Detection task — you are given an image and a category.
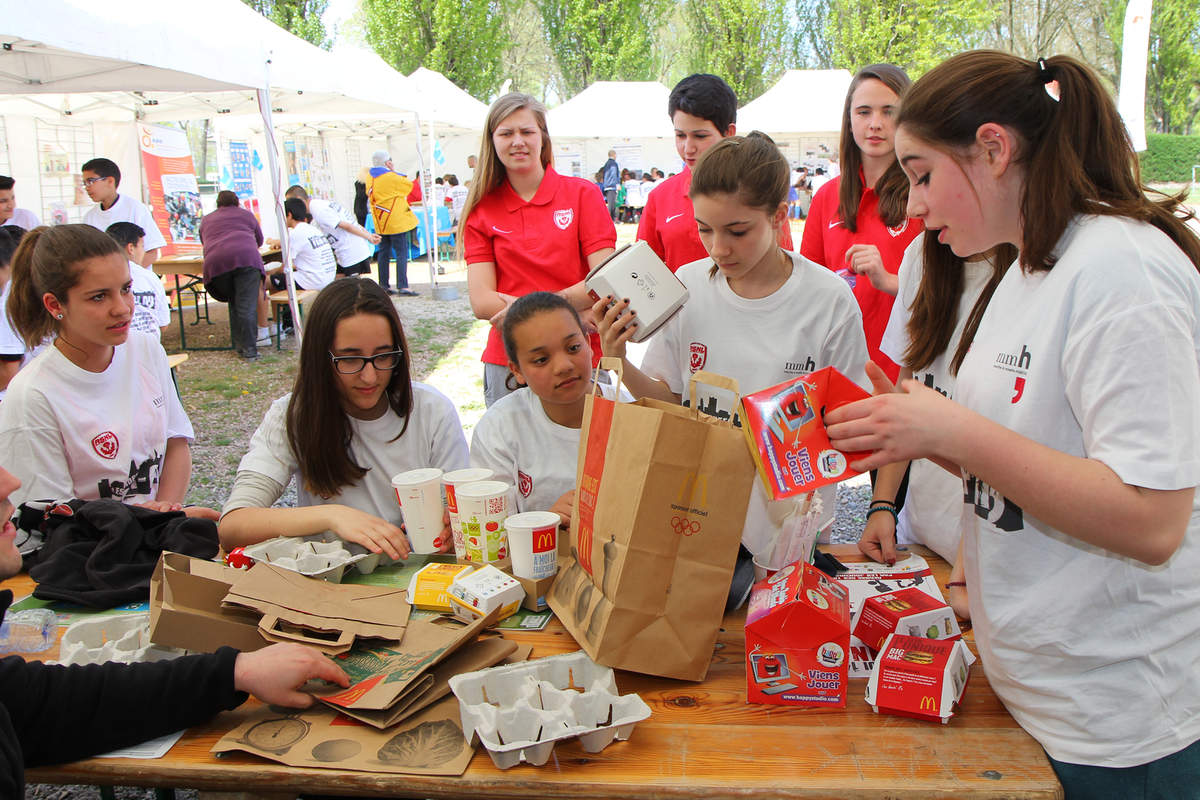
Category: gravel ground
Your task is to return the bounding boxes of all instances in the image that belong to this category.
[27,219,879,799]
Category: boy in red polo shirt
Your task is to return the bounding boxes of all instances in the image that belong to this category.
[638,74,793,272]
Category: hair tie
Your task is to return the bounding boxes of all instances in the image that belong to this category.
[1036,57,1054,84]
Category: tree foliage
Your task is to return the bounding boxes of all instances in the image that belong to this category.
[535,0,672,98]
[818,0,991,74]
[1144,0,1200,133]
[360,0,511,98]
[682,0,790,103]
[243,0,332,49]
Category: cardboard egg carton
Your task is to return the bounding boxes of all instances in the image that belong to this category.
[55,613,184,666]
[448,650,651,769]
[241,533,384,582]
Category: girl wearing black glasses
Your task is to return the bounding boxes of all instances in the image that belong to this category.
[219,279,468,557]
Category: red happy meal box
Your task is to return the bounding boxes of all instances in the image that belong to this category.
[745,560,850,707]
[864,633,975,723]
[851,586,962,653]
[739,367,873,499]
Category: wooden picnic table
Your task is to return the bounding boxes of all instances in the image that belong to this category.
[152,246,281,351]
[6,544,1062,799]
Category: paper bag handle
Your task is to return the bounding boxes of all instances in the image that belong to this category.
[689,371,741,424]
[594,356,626,400]
[258,614,354,649]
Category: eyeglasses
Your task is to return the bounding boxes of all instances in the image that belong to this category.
[80,177,108,188]
[329,349,403,374]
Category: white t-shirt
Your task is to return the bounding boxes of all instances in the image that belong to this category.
[83,194,168,251]
[641,251,871,557]
[0,332,193,506]
[470,382,625,515]
[128,260,170,338]
[287,221,337,291]
[308,198,372,268]
[448,185,468,220]
[955,214,1200,767]
[230,383,469,526]
[878,237,995,562]
[622,179,644,209]
[5,208,40,230]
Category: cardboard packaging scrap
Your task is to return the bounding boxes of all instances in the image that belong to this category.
[745,560,850,707]
[407,563,477,613]
[240,533,372,582]
[508,570,556,612]
[448,565,524,623]
[221,563,410,655]
[448,650,651,769]
[739,367,873,499]
[865,633,975,723]
[314,609,498,715]
[149,552,268,654]
[851,586,962,652]
[584,241,689,342]
[213,694,474,776]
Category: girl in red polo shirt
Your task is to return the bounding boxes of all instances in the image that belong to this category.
[460,93,617,408]
[801,64,922,383]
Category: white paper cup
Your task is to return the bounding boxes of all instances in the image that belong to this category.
[455,480,511,563]
[442,467,495,560]
[391,468,445,554]
[505,511,560,579]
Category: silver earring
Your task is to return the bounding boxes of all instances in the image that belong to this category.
[55,314,63,319]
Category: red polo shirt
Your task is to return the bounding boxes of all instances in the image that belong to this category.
[800,174,922,382]
[637,167,795,272]
[464,166,616,365]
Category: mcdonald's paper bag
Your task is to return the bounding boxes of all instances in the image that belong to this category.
[548,360,755,681]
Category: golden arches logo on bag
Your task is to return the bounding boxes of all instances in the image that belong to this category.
[919,695,938,712]
[677,472,709,507]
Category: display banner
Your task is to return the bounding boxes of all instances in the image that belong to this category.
[137,123,202,255]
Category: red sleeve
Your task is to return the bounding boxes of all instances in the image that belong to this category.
[779,219,794,250]
[801,182,833,265]
[463,207,495,264]
[636,187,665,262]
[577,181,618,256]
[407,180,422,204]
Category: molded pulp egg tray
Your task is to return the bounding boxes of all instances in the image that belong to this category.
[241,532,393,581]
[56,614,183,666]
[448,650,651,769]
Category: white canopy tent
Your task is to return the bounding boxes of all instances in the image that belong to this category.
[1,0,419,334]
[547,81,681,178]
[738,70,852,168]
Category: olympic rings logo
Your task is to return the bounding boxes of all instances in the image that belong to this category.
[671,516,701,536]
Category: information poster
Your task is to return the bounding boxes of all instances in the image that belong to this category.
[138,123,202,255]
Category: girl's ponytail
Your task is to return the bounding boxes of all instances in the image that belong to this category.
[8,227,54,350]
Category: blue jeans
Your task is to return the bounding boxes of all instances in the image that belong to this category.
[1048,737,1200,800]
[376,230,409,289]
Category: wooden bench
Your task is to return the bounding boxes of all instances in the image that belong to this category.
[166,352,189,376]
[268,289,318,349]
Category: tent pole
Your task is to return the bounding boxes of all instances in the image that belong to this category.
[257,75,301,345]
[412,111,439,298]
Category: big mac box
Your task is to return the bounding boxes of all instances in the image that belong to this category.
[851,586,962,653]
[448,564,525,624]
[865,633,975,723]
[585,241,689,342]
[745,560,850,707]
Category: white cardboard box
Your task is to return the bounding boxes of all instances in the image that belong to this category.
[585,241,689,342]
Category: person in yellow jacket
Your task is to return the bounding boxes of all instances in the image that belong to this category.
[366,150,419,296]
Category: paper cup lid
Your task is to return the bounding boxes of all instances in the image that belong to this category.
[443,467,495,485]
[505,511,560,529]
[455,480,510,498]
[391,467,444,487]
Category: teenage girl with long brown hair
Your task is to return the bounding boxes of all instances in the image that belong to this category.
[827,51,1200,794]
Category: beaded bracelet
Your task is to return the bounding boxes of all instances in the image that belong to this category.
[866,505,898,521]
[945,581,966,588]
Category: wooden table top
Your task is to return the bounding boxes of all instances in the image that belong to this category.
[153,246,281,276]
[9,545,1062,799]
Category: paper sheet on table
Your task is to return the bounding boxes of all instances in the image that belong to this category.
[836,554,945,678]
[97,729,185,759]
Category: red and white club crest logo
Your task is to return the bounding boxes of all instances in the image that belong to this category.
[553,208,574,230]
[91,431,119,460]
[689,342,707,373]
[517,470,533,498]
[887,219,909,237]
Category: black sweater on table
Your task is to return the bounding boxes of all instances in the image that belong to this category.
[0,590,248,795]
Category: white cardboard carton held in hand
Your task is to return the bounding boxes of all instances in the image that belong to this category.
[585,241,689,342]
